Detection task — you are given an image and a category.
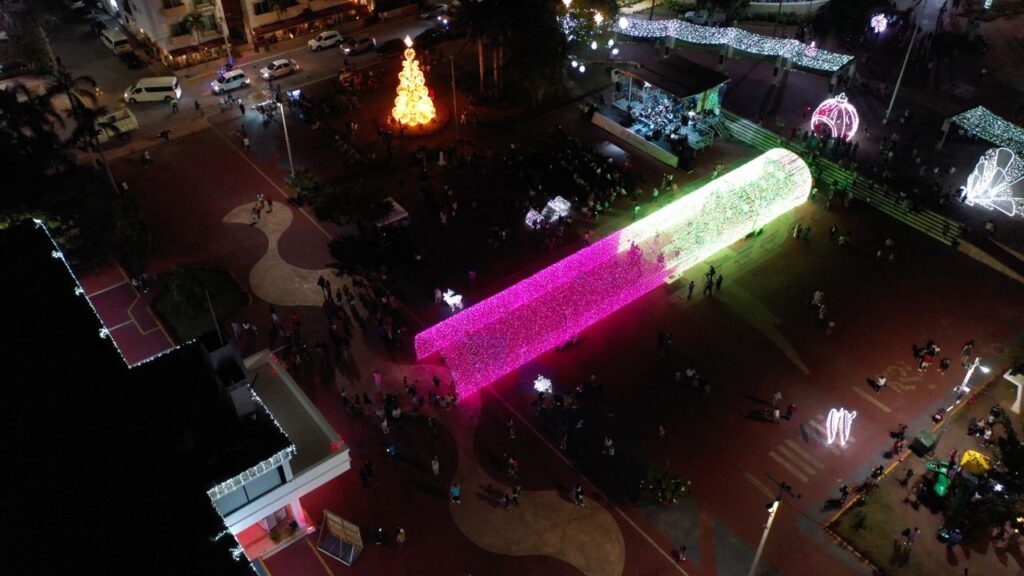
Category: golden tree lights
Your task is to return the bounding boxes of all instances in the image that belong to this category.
[392,36,436,127]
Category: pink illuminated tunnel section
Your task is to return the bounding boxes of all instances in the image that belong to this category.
[416,148,812,396]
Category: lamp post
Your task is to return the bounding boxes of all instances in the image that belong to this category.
[450,55,458,137]
[883,19,918,123]
[772,0,784,37]
[276,101,295,177]
[749,500,780,576]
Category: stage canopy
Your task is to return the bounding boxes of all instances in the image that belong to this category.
[622,55,729,101]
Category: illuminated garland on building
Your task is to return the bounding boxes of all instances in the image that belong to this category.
[950,106,1024,156]
[416,149,811,396]
[33,218,183,368]
[614,17,854,72]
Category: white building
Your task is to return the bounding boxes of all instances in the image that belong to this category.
[207,349,352,559]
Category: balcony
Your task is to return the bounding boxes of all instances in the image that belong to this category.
[193,0,216,10]
[162,0,188,19]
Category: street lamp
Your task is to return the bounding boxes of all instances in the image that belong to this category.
[955,357,989,400]
[883,19,919,123]
[276,101,295,177]
[749,500,780,576]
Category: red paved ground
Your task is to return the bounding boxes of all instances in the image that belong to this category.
[75,260,175,366]
[96,76,1024,576]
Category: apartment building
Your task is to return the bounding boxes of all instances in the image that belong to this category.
[103,0,372,69]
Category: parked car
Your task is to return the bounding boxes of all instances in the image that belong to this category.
[118,51,144,69]
[259,58,299,80]
[377,37,406,58]
[420,3,447,19]
[0,60,31,81]
[414,27,446,50]
[341,35,375,55]
[683,9,726,26]
[210,69,249,94]
[308,30,342,51]
[94,107,138,144]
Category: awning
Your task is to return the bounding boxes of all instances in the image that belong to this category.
[623,54,729,100]
[167,36,228,58]
[252,3,368,37]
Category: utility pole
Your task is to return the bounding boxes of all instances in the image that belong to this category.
[884,20,919,123]
[450,55,458,138]
[749,500,780,576]
[772,0,784,37]
[276,102,295,177]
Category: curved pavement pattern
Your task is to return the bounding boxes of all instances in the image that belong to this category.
[447,392,627,576]
[223,203,334,307]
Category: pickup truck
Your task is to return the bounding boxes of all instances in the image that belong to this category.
[683,10,726,26]
[95,107,138,144]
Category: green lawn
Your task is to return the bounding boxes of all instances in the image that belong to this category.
[153,267,248,343]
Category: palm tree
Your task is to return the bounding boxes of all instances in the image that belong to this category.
[180,11,207,43]
[44,67,120,199]
[0,83,71,197]
[268,0,295,22]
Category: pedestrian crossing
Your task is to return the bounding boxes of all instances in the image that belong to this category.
[721,110,963,245]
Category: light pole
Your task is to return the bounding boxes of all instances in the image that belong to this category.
[883,20,919,123]
[450,55,458,137]
[748,499,780,576]
[276,101,295,177]
[955,357,989,400]
[772,0,784,37]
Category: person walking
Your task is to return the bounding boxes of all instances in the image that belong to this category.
[142,149,152,166]
[715,274,723,293]
[238,102,246,116]
[875,375,887,394]
[449,482,462,503]
[194,99,202,115]
[961,340,974,367]
[785,403,797,420]
[431,455,440,477]
[395,527,406,547]
[170,97,179,112]
[510,484,521,506]
[572,483,585,507]
[687,280,695,300]
[242,135,250,150]
[772,390,782,408]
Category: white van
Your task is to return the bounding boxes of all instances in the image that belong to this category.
[123,76,182,103]
[100,28,132,54]
[95,107,139,144]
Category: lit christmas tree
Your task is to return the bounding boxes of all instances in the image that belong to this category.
[392,36,436,127]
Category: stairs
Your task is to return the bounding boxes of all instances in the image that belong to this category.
[721,110,963,244]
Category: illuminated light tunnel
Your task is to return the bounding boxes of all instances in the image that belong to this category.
[416,148,812,396]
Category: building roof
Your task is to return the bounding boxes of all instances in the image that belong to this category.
[2,223,288,575]
[626,54,729,99]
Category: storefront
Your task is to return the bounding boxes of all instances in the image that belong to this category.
[251,3,370,51]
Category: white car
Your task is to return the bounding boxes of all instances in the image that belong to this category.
[210,69,249,94]
[308,30,342,51]
[260,58,299,80]
[420,3,447,19]
[341,36,375,55]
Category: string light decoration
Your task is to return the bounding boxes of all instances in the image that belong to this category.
[965,147,1024,217]
[392,36,436,127]
[950,106,1024,155]
[870,14,888,34]
[416,149,811,396]
[811,93,860,141]
[533,375,553,394]
[826,408,857,446]
[33,218,182,367]
[614,17,854,72]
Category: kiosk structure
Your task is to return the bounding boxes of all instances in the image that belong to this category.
[592,55,729,167]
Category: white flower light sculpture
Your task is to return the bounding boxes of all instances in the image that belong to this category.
[811,93,859,141]
[870,14,888,34]
[965,147,1024,217]
[826,408,857,446]
[533,375,553,394]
